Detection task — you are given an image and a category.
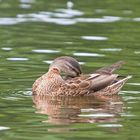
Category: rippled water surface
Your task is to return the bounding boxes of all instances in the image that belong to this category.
[0,0,140,140]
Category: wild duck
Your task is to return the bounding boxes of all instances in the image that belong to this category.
[32,56,131,96]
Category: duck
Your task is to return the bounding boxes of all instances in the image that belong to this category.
[32,56,131,96]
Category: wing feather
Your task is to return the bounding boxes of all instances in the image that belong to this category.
[96,61,125,74]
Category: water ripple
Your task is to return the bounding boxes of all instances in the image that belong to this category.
[123,96,140,101]
[81,36,108,41]
[100,48,122,52]
[20,0,35,3]
[0,12,122,26]
[73,52,105,57]
[55,8,84,17]
[43,60,53,64]
[0,126,10,131]
[81,108,103,112]
[0,17,28,25]
[76,16,121,23]
[1,47,12,51]
[3,13,140,25]
[123,10,133,14]
[127,83,140,86]
[120,113,136,117]
[121,90,140,94]
[134,51,140,54]
[133,18,140,22]
[7,58,29,61]
[79,113,115,118]
[20,4,31,9]
[95,9,105,14]
[98,124,123,128]
[2,96,23,101]
[2,9,140,26]
[32,49,60,53]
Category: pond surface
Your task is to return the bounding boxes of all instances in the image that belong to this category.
[0,0,140,140]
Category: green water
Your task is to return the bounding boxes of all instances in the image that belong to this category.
[0,0,140,139]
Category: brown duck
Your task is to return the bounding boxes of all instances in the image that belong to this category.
[32,56,131,96]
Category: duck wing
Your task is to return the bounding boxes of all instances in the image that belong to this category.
[62,73,118,96]
[60,61,126,96]
[96,61,124,74]
[87,73,118,92]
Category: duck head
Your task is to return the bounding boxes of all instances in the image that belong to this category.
[49,56,81,77]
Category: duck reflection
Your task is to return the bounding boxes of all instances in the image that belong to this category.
[32,95,123,125]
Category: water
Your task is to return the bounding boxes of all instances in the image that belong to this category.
[0,0,140,139]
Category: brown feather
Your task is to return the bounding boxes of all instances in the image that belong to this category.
[96,61,125,74]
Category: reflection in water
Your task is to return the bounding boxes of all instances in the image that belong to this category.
[100,48,122,52]
[0,15,122,26]
[33,95,123,125]
[81,36,108,41]
[0,126,10,131]
[1,47,12,51]
[32,49,60,53]
[7,57,29,61]
[2,0,139,26]
[19,0,35,3]
[73,52,105,57]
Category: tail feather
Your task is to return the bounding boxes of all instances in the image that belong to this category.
[109,75,132,88]
[96,61,125,74]
[94,75,132,96]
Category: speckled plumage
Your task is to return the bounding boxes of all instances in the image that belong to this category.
[32,56,131,96]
